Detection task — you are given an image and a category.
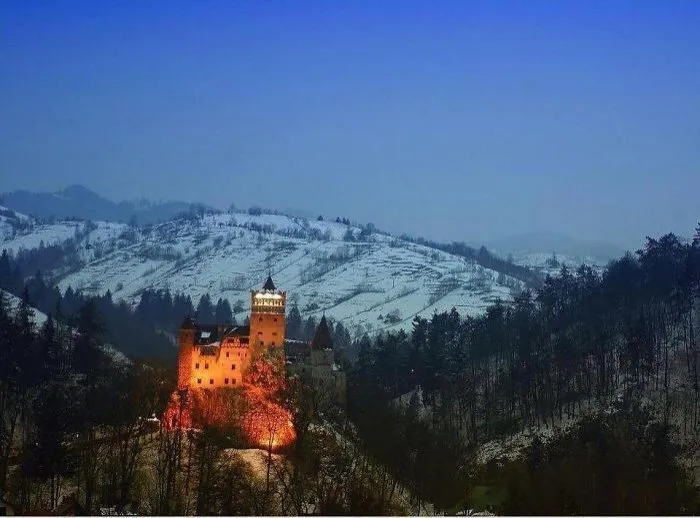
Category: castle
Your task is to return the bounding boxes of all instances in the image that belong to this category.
[177,275,286,390]
[175,275,346,420]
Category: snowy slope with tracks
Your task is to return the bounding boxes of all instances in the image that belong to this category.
[0,211,549,336]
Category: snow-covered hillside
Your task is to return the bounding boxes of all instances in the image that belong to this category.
[2,287,49,327]
[0,211,533,336]
[0,204,31,241]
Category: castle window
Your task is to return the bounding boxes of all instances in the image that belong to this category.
[259,317,263,322]
[209,379,214,385]
[231,364,236,370]
[205,363,209,369]
[274,318,277,322]
[226,352,229,358]
[225,378,229,384]
[197,379,202,384]
[195,363,199,369]
[232,379,237,385]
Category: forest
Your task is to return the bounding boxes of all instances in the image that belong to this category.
[0,226,699,514]
[0,289,419,515]
[348,228,700,513]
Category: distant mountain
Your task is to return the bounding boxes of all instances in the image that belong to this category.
[484,231,627,263]
[281,207,318,220]
[0,184,215,225]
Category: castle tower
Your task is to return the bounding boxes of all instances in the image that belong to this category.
[310,314,335,366]
[249,275,286,356]
[178,316,196,390]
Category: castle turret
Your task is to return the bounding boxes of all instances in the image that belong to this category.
[249,275,286,356]
[178,316,196,390]
[310,314,334,366]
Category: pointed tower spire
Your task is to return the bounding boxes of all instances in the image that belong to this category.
[263,274,276,291]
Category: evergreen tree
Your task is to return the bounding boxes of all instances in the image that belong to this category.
[0,250,12,289]
[303,316,318,342]
[286,305,302,339]
[196,294,215,325]
[214,298,233,324]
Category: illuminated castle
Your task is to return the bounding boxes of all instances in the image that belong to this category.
[168,275,344,438]
[177,275,286,390]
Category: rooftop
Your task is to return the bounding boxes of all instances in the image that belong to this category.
[263,275,276,291]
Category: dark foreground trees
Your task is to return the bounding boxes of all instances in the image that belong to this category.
[348,231,700,513]
[473,403,699,515]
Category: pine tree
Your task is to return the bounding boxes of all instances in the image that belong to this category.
[0,250,12,289]
[286,305,302,339]
[214,298,233,324]
[196,294,215,325]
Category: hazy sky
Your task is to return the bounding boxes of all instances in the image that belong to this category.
[1,1,698,248]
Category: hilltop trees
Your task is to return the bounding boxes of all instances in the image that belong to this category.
[348,231,700,513]
[0,288,178,514]
[472,405,698,515]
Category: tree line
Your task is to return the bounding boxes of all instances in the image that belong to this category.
[0,288,410,515]
[347,227,700,513]
[0,291,175,513]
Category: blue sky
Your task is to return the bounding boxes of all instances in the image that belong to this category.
[1,0,698,248]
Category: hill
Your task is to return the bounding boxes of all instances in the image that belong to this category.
[0,184,214,225]
[0,210,534,337]
[0,200,619,342]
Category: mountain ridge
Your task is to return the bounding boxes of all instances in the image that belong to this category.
[483,231,627,261]
[1,184,215,225]
[0,208,617,344]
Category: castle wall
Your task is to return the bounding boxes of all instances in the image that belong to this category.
[177,282,287,392]
[177,328,195,390]
[189,339,251,389]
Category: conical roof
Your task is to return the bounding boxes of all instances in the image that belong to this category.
[263,275,276,291]
[181,315,196,329]
[311,315,333,350]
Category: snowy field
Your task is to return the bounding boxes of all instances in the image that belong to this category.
[0,210,604,337]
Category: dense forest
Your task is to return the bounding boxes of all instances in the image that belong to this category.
[347,227,700,513]
[1,226,699,514]
[0,290,414,515]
